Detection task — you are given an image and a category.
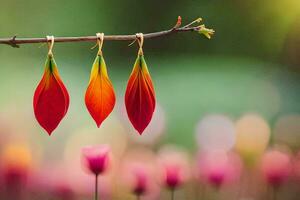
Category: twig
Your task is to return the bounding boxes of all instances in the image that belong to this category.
[182,17,202,29]
[0,16,212,48]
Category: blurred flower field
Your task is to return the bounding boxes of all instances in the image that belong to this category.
[0,102,300,199]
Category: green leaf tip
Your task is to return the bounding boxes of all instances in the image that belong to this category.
[198,25,215,39]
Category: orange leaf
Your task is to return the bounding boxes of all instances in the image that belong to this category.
[85,55,116,127]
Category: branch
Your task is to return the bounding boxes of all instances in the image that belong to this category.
[0,16,214,48]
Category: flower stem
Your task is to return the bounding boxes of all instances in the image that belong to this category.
[95,174,99,200]
[171,189,175,200]
[213,187,220,200]
[271,186,277,200]
[136,194,140,200]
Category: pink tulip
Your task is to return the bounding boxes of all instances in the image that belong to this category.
[1,144,32,200]
[121,161,160,200]
[81,145,111,200]
[260,149,291,187]
[196,150,242,188]
[164,166,182,189]
[2,165,28,200]
[67,159,113,200]
[157,147,190,190]
[132,166,148,195]
[82,145,111,175]
[120,147,160,200]
[124,163,150,196]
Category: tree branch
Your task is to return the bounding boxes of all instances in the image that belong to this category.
[0,16,213,48]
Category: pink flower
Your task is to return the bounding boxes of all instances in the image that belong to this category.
[132,166,148,195]
[157,146,190,189]
[196,150,242,188]
[3,165,29,198]
[1,143,32,200]
[82,145,111,175]
[121,161,160,199]
[3,165,28,185]
[123,163,150,196]
[164,166,182,188]
[120,148,160,199]
[260,149,291,187]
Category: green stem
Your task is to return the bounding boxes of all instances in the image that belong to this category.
[271,186,277,200]
[214,187,220,200]
[201,185,207,200]
[95,174,99,200]
[171,189,175,200]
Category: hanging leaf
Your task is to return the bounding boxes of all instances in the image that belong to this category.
[33,55,69,135]
[85,55,116,127]
[125,54,156,134]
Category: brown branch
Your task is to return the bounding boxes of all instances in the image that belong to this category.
[0,16,208,48]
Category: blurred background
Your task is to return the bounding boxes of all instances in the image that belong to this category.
[0,0,300,199]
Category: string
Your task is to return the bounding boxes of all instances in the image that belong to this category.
[136,33,144,55]
[91,33,104,56]
[46,35,54,57]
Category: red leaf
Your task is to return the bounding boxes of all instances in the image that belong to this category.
[125,55,156,134]
[33,56,69,135]
[85,55,116,127]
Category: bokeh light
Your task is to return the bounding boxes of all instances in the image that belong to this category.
[196,114,236,152]
[274,114,300,150]
[235,114,270,164]
[63,116,128,164]
[1,142,33,171]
